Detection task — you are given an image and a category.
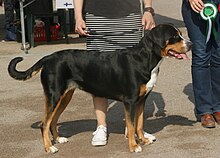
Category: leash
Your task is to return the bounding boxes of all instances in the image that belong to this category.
[199,2,219,43]
[87,28,142,36]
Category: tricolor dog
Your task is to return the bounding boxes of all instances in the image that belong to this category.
[8,24,192,153]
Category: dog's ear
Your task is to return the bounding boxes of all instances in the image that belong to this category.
[148,25,168,48]
[142,30,154,47]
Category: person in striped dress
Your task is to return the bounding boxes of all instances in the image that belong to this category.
[74,0,156,146]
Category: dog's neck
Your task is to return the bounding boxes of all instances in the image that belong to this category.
[138,34,163,66]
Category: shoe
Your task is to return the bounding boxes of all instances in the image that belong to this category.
[213,112,220,125]
[200,114,215,128]
[143,131,156,142]
[91,125,107,146]
[1,37,15,42]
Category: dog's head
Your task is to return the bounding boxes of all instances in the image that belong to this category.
[145,24,192,59]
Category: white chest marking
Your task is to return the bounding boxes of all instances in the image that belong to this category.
[146,59,164,94]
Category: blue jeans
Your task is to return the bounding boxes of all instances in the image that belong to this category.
[182,1,220,115]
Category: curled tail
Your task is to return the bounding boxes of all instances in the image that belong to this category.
[8,57,45,80]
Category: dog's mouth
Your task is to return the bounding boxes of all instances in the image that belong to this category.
[168,50,189,59]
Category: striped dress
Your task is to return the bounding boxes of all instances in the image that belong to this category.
[86,13,142,52]
[84,0,143,52]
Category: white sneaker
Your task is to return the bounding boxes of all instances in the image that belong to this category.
[91,125,107,146]
[143,131,156,142]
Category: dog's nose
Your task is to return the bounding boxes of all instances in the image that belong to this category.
[187,40,193,51]
[188,41,193,46]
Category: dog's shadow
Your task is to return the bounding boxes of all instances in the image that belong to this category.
[183,83,198,120]
[31,91,196,138]
[183,83,195,105]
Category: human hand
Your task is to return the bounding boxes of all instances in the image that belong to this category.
[189,0,204,13]
[142,12,155,30]
[75,19,89,36]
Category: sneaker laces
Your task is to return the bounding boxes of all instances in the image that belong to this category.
[93,125,107,136]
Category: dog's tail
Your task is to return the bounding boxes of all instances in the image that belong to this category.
[8,57,46,81]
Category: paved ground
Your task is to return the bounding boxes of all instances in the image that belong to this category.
[1,0,220,158]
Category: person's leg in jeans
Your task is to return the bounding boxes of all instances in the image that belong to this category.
[210,18,220,124]
[182,1,215,128]
[3,0,16,41]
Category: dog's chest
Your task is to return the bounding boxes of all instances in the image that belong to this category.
[145,59,164,94]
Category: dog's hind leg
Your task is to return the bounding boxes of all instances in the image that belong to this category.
[50,89,75,144]
[41,89,74,153]
[41,100,58,153]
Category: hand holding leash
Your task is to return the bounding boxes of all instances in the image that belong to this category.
[142,12,155,30]
[75,18,89,36]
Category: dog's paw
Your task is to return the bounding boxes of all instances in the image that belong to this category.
[56,137,69,144]
[47,146,58,153]
[140,137,153,145]
[130,144,143,153]
[134,145,143,153]
[148,138,154,144]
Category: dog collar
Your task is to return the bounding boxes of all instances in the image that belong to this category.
[200,2,218,43]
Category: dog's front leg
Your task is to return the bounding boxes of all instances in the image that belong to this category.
[136,100,153,145]
[123,105,142,153]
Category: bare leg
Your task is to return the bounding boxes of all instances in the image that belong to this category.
[93,96,108,127]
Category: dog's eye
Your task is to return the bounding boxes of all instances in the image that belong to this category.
[169,35,180,44]
[174,35,180,39]
[169,37,178,43]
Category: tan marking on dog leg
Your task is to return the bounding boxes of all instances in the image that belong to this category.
[41,97,53,153]
[136,103,144,140]
[31,68,42,78]
[42,93,70,153]
[136,101,152,145]
[124,106,142,153]
[139,84,147,97]
[50,89,75,142]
